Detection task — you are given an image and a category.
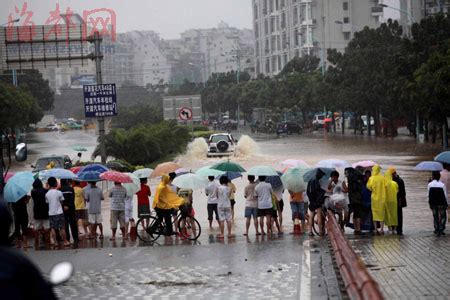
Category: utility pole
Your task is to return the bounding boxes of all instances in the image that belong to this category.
[90,31,106,164]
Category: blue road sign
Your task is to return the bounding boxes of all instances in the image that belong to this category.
[83,83,117,118]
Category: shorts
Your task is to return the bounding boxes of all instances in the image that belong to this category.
[110,210,126,229]
[218,207,232,222]
[75,209,87,220]
[244,207,258,218]
[350,203,363,219]
[138,204,151,218]
[88,213,103,225]
[230,199,236,208]
[181,204,194,217]
[290,202,305,221]
[271,208,278,218]
[34,219,49,229]
[49,214,65,230]
[207,203,219,221]
[257,208,273,217]
[279,199,284,212]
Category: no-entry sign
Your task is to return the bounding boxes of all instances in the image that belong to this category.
[179,107,193,121]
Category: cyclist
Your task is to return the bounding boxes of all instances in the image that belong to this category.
[151,174,184,236]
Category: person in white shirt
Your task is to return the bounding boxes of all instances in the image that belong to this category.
[217,176,232,238]
[428,171,448,236]
[45,177,70,247]
[205,176,220,228]
[254,176,273,235]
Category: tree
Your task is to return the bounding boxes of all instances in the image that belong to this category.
[279,55,320,75]
[112,103,163,130]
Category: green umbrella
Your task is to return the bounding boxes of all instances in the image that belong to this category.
[172,173,209,190]
[247,165,278,177]
[72,146,88,152]
[281,167,311,192]
[195,166,225,177]
[210,161,246,173]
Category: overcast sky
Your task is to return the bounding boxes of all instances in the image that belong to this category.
[2,0,399,39]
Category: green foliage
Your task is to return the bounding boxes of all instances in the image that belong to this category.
[279,55,320,75]
[112,102,163,129]
[93,121,191,165]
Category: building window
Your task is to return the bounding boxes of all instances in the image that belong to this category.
[344,32,351,40]
[343,2,348,11]
[343,17,350,23]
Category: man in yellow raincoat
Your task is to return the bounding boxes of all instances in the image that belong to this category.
[367,165,387,234]
[384,168,399,233]
[152,174,184,236]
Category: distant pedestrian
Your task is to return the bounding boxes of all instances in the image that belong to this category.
[31,178,50,245]
[84,181,104,239]
[428,171,448,236]
[74,180,89,237]
[273,186,284,227]
[440,163,450,216]
[217,176,232,238]
[244,175,259,236]
[108,182,127,241]
[271,192,282,233]
[367,165,387,234]
[136,178,151,229]
[12,195,30,248]
[391,168,407,235]
[60,179,79,243]
[384,169,399,234]
[289,190,306,233]
[307,169,326,236]
[46,177,70,247]
[206,176,219,228]
[254,176,273,235]
[228,180,237,220]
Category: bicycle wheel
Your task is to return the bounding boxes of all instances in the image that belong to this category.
[178,215,201,240]
[136,215,161,243]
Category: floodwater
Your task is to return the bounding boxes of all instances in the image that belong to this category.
[14,129,443,249]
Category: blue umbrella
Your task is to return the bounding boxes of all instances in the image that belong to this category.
[40,168,78,180]
[216,171,242,181]
[303,167,335,184]
[266,172,283,188]
[77,170,102,182]
[4,171,35,203]
[414,161,443,171]
[435,151,450,164]
[80,163,108,174]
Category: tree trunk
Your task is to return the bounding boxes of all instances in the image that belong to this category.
[424,120,429,142]
[374,110,380,137]
[332,113,336,132]
[342,111,345,135]
[432,122,437,144]
[353,113,357,135]
[368,113,372,136]
[444,117,449,149]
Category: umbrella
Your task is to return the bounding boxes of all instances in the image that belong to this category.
[216,171,242,181]
[151,162,182,178]
[133,168,154,179]
[414,161,443,171]
[352,160,377,168]
[435,151,450,164]
[303,167,335,184]
[195,166,225,177]
[266,171,283,188]
[280,159,310,168]
[4,171,35,203]
[100,171,133,183]
[316,159,350,169]
[4,172,15,183]
[172,173,209,190]
[210,161,246,173]
[247,165,279,177]
[106,161,126,171]
[175,168,190,176]
[281,167,310,192]
[72,146,88,152]
[123,173,141,196]
[40,168,78,180]
[77,170,102,182]
[70,166,83,174]
[80,163,109,174]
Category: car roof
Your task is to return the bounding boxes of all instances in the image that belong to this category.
[211,133,231,136]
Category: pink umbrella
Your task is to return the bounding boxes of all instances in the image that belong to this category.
[280,159,310,168]
[4,172,15,183]
[352,160,377,168]
[100,171,133,183]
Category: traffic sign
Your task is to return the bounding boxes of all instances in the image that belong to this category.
[179,107,193,121]
[83,83,118,118]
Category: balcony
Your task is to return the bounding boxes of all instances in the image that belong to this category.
[371,6,384,16]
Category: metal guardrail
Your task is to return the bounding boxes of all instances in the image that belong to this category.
[326,211,384,300]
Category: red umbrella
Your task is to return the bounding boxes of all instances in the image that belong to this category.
[70,166,83,174]
[100,171,133,183]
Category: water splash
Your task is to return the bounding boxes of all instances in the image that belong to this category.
[185,137,209,160]
[235,135,259,158]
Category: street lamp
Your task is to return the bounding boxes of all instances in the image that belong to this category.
[0,18,20,27]
[1,18,21,87]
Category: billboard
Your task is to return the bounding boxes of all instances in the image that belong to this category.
[163,95,202,122]
[83,84,117,118]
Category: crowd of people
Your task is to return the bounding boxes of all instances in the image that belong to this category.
[7,162,450,248]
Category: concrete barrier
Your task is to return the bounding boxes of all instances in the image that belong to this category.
[326,211,384,300]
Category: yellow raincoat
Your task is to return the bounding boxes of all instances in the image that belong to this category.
[384,169,399,226]
[367,165,386,222]
[152,175,184,210]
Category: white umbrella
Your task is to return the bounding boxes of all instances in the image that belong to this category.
[195,166,225,177]
[172,173,209,190]
[316,159,350,169]
[247,165,279,177]
[132,168,153,179]
[123,173,141,196]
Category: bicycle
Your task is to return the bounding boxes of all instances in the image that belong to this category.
[136,209,201,243]
[311,206,343,236]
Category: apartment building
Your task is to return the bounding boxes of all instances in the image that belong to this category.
[252,0,386,77]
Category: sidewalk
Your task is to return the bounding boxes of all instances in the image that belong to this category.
[349,233,450,299]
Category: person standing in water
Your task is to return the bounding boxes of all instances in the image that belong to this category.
[367,165,387,234]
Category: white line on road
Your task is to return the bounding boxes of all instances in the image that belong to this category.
[300,239,312,299]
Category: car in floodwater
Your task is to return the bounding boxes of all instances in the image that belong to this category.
[276,122,303,135]
[31,155,72,173]
[207,133,236,157]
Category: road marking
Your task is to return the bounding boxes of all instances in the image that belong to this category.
[300,239,311,299]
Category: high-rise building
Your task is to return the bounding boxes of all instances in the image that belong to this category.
[421,0,450,16]
[252,0,388,77]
